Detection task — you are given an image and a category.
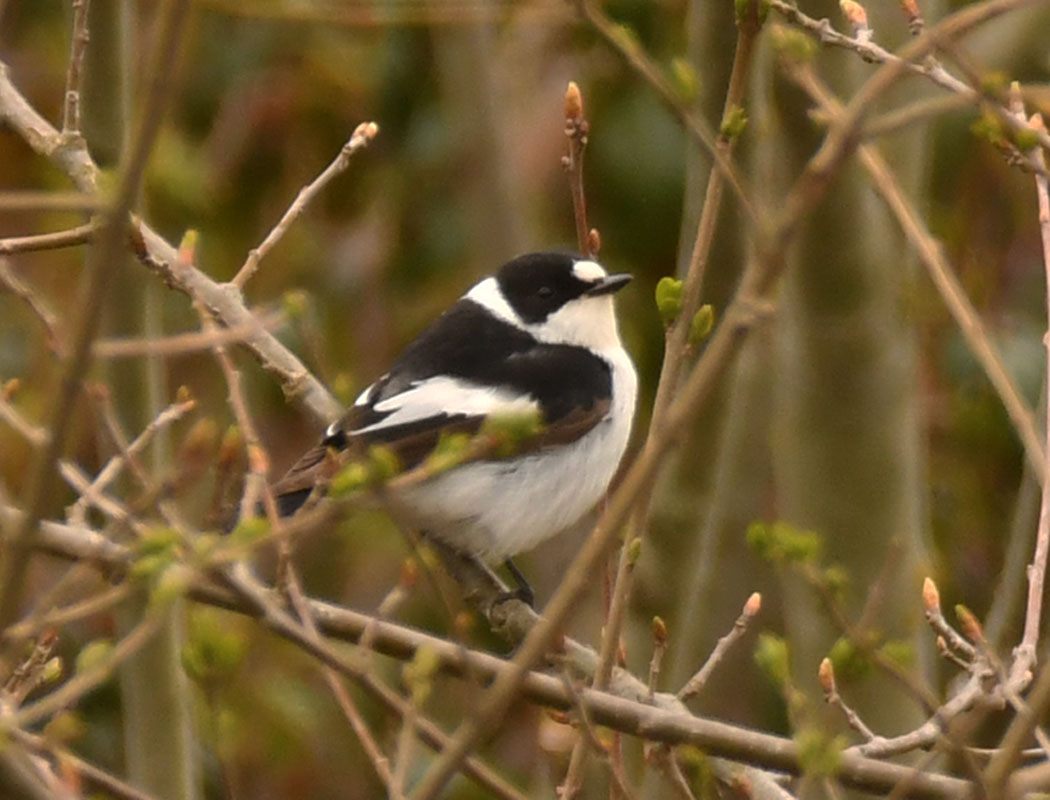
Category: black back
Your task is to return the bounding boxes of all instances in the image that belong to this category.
[364,298,611,424]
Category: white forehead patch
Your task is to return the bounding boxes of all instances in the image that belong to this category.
[465,277,521,325]
[572,260,607,283]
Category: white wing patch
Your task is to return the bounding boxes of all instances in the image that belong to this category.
[354,382,378,407]
[354,376,538,435]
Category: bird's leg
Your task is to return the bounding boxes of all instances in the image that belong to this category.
[499,558,535,608]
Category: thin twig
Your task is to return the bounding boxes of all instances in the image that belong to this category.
[574,0,757,225]
[93,309,286,358]
[771,0,1050,171]
[60,0,91,136]
[921,577,977,662]
[579,9,762,792]
[1,630,59,708]
[1017,110,1050,680]
[646,616,668,702]
[562,81,594,257]
[13,727,157,800]
[2,583,130,645]
[67,394,196,526]
[0,261,64,354]
[14,614,162,728]
[818,658,878,742]
[0,380,48,446]
[588,0,762,718]
[678,593,761,703]
[281,564,400,797]
[231,121,379,288]
[0,191,104,212]
[0,222,97,255]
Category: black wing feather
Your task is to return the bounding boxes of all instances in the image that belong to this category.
[272,299,613,516]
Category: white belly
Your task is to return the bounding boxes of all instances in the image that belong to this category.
[391,349,637,560]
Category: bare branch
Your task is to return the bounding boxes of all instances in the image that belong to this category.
[678,593,761,703]
[93,309,286,358]
[231,121,379,288]
[60,0,91,136]
[0,62,343,425]
[0,508,972,798]
[0,222,97,255]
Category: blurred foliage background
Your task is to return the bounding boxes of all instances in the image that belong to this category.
[2,0,1050,797]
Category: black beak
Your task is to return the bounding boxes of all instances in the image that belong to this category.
[586,273,632,296]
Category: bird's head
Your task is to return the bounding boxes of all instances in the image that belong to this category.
[467,251,631,352]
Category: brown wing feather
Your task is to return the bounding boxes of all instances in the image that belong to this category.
[271,398,610,516]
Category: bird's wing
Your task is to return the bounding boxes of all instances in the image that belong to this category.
[269,377,535,511]
[271,299,615,515]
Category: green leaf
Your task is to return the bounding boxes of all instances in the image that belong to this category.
[795,728,846,776]
[754,633,790,687]
[688,304,716,345]
[655,276,684,327]
[229,516,270,547]
[720,106,748,141]
[75,640,114,676]
[670,58,700,103]
[329,462,371,497]
[183,610,247,686]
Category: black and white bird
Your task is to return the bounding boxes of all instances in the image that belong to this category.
[271,251,637,603]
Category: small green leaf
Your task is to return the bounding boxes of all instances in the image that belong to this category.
[229,516,269,547]
[1014,127,1040,151]
[828,637,869,681]
[655,276,684,327]
[42,657,62,686]
[626,537,643,565]
[130,552,175,581]
[971,112,1006,146]
[43,711,86,745]
[795,728,845,776]
[670,58,700,103]
[281,289,310,320]
[183,610,247,686]
[771,26,817,63]
[75,640,114,676]
[424,432,473,475]
[329,461,370,497]
[720,106,748,141]
[688,304,716,345]
[403,645,441,706]
[746,520,823,564]
[150,564,192,609]
[822,564,850,596]
[754,633,790,687]
[368,444,402,482]
[879,639,915,668]
[611,23,640,55]
[481,410,544,457]
[136,527,181,557]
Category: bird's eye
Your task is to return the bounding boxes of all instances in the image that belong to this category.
[537,286,553,299]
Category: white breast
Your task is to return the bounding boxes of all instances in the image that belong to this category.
[389,347,637,560]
